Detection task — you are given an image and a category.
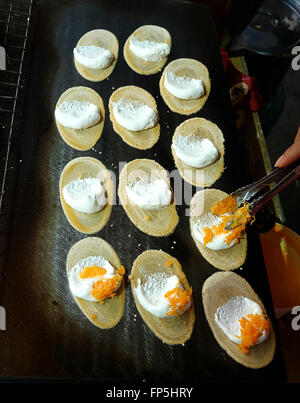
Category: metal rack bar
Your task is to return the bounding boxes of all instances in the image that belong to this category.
[0,0,34,206]
[0,8,32,16]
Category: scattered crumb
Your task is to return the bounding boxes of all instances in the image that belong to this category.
[166,260,173,267]
[145,215,151,221]
[90,314,97,320]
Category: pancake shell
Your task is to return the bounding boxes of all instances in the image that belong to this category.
[202,271,276,368]
[55,86,105,151]
[118,159,179,236]
[74,29,119,81]
[171,117,224,187]
[130,250,195,344]
[66,237,125,329]
[190,189,247,270]
[109,85,160,150]
[159,58,210,115]
[123,25,171,75]
[59,157,113,234]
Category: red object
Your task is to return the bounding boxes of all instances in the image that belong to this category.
[220,48,263,111]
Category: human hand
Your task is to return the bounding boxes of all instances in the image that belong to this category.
[275,126,300,168]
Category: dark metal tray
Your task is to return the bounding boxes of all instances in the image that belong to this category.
[0,0,286,381]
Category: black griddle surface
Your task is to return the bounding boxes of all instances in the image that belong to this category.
[0,0,286,382]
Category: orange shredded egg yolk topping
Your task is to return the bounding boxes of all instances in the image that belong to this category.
[79,265,107,278]
[211,195,237,215]
[238,313,270,354]
[201,195,252,246]
[164,286,192,317]
[80,264,125,302]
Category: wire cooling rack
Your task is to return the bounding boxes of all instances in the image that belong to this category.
[0,0,34,212]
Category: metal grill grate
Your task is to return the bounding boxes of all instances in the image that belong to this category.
[0,0,34,211]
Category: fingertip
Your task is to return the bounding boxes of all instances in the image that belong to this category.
[275,155,285,168]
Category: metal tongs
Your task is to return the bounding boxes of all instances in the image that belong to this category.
[226,160,300,230]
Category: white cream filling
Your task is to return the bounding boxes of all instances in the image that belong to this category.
[126,178,172,210]
[63,177,107,213]
[193,212,236,250]
[173,134,219,168]
[73,45,114,69]
[129,36,170,62]
[55,100,101,130]
[215,296,269,345]
[135,273,191,318]
[164,71,205,100]
[68,256,119,302]
[112,98,157,131]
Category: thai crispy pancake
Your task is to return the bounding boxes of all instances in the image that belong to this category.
[202,271,276,368]
[74,29,118,81]
[190,189,247,270]
[118,158,179,236]
[59,157,113,234]
[159,58,210,115]
[66,237,125,329]
[130,250,195,344]
[124,25,171,75]
[171,117,224,187]
[109,85,160,150]
[55,86,105,151]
